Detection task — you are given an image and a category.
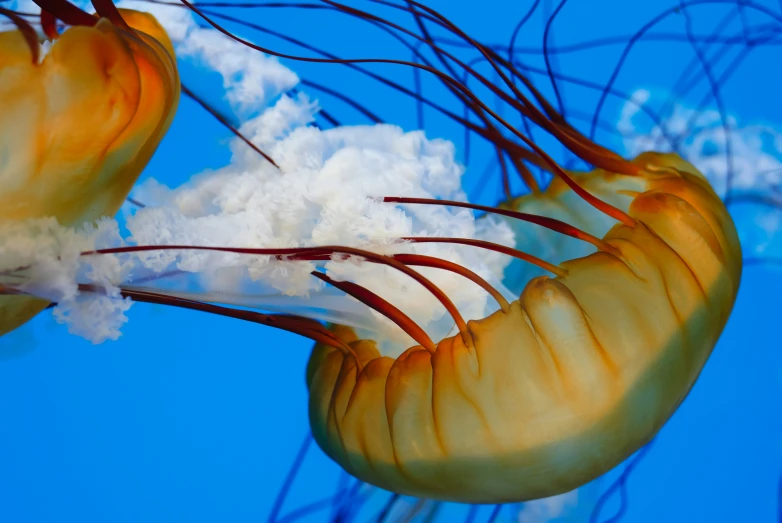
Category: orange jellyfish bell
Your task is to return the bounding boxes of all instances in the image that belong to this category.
[305,152,741,503]
[0,0,180,335]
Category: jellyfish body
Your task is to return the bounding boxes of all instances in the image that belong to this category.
[0,8,180,335]
[306,152,741,503]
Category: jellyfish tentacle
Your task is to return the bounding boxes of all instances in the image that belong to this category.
[0,281,354,355]
[337,0,645,211]
[180,83,280,169]
[40,9,58,39]
[311,271,437,353]
[391,254,510,312]
[175,0,666,183]
[401,237,569,278]
[401,0,534,193]
[82,285,356,355]
[359,0,640,177]
[31,0,95,26]
[87,244,473,346]
[180,0,638,225]
[382,196,618,254]
[81,244,510,348]
[91,0,129,29]
[90,237,567,292]
[180,3,557,192]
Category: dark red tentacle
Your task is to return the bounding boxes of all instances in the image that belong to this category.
[31,0,96,27]
[91,0,128,29]
[311,271,437,352]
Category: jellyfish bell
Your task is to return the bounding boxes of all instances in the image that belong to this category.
[0,1,180,336]
[305,150,741,503]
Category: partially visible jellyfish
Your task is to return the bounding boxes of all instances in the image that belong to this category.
[0,0,179,336]
[0,0,780,521]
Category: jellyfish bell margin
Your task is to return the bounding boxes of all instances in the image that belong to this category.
[0,0,180,336]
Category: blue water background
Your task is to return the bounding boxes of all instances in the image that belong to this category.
[1,0,781,521]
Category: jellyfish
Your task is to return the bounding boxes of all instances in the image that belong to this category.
[300,139,741,502]
[0,0,179,336]
[0,0,780,520]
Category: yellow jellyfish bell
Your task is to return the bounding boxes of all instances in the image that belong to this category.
[0,4,180,335]
[305,152,741,503]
